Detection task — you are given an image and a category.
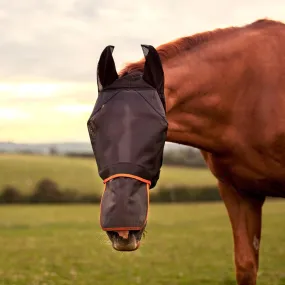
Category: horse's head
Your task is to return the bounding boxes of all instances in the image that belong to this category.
[87,45,168,251]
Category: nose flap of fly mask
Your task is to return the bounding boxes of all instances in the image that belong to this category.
[100,176,150,231]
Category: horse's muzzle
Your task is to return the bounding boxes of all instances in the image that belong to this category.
[106,230,144,251]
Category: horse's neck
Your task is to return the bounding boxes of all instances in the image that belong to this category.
[163,47,243,154]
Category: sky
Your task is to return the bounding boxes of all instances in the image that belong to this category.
[1,0,285,143]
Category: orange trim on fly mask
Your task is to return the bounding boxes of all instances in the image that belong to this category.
[103,173,151,185]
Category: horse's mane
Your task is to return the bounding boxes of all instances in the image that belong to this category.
[119,19,284,76]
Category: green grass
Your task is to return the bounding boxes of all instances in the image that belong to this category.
[0,200,285,284]
[0,154,217,194]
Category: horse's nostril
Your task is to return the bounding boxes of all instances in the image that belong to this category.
[116,231,129,239]
[106,231,117,240]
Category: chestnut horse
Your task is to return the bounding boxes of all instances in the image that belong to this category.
[116,19,285,285]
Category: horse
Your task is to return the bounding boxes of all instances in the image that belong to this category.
[89,18,285,285]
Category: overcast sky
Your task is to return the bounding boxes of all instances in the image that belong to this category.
[1,0,284,143]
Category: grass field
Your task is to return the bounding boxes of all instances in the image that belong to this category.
[1,200,285,285]
[0,154,217,194]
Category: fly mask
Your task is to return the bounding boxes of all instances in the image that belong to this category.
[87,45,168,232]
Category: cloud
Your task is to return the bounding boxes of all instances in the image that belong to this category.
[0,82,97,105]
[1,0,284,82]
[0,82,96,143]
[0,83,60,99]
[0,102,92,143]
[1,0,285,143]
[54,104,93,115]
[0,107,31,120]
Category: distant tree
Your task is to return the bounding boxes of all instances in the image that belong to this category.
[0,186,22,203]
[49,146,58,156]
[31,179,62,203]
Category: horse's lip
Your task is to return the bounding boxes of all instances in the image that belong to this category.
[112,239,140,251]
[111,233,140,251]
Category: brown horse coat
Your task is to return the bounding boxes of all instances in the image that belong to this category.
[119,19,285,285]
[120,19,285,198]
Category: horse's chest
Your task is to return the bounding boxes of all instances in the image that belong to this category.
[206,153,285,198]
[229,174,285,197]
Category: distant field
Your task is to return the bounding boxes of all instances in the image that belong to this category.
[0,154,217,194]
[0,200,285,285]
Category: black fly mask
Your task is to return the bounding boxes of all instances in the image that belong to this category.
[87,45,168,233]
